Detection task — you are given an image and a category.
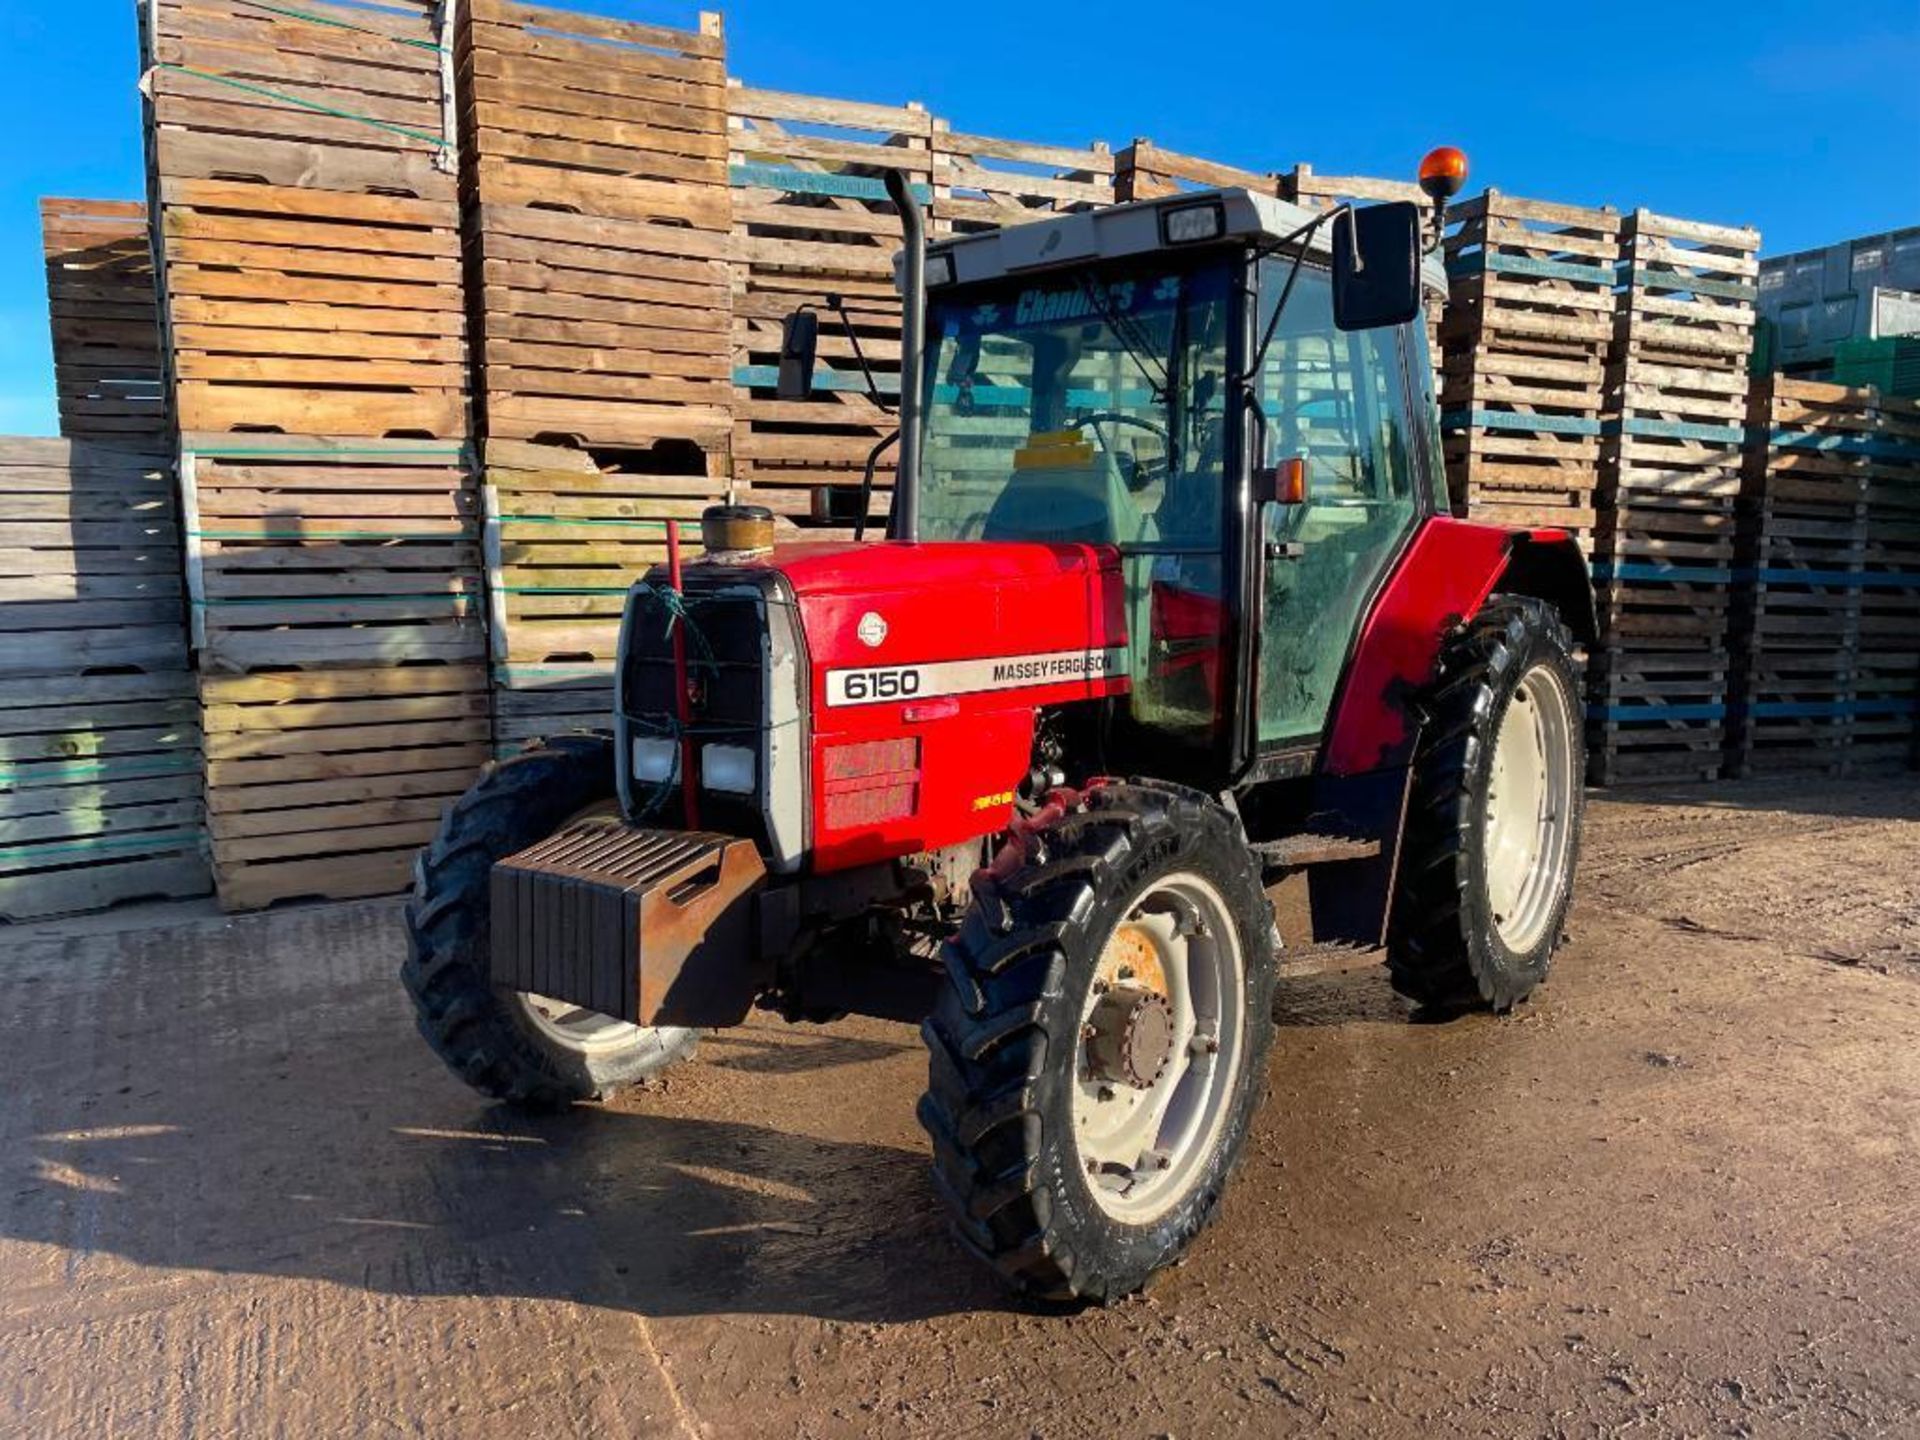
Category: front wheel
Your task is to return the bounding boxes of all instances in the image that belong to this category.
[919,781,1278,1304]
[1388,595,1585,1012]
[403,733,699,1108]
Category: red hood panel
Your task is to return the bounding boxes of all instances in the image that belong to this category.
[768,540,1127,670]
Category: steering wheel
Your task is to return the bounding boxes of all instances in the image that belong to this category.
[1069,412,1171,492]
[1070,411,1169,451]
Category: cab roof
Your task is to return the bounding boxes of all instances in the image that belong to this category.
[909,186,1450,299]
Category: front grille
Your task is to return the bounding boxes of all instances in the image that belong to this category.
[615,564,807,871]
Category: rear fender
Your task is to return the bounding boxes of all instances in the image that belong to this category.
[1324,520,1592,776]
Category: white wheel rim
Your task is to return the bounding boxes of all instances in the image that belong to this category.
[1070,871,1248,1225]
[1483,661,1576,953]
[511,992,658,1056]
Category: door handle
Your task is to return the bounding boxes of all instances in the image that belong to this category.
[1265,541,1305,561]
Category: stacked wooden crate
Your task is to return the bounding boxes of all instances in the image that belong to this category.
[40,199,168,444]
[482,440,717,748]
[1113,140,1277,201]
[0,439,209,919]
[727,85,929,535]
[1589,210,1761,784]
[1731,379,1920,775]
[144,0,487,907]
[459,1,730,747]
[459,0,732,450]
[730,88,1118,535]
[1440,191,1620,537]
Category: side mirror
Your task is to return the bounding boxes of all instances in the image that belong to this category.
[1331,201,1421,332]
[776,309,819,400]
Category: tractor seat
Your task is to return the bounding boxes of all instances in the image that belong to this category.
[979,433,1151,547]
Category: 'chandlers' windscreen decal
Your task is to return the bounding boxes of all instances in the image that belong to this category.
[824,647,1130,708]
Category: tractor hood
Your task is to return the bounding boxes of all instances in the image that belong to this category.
[762,540,1127,678]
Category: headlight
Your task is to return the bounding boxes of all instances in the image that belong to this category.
[701,743,756,795]
[632,736,678,783]
[1161,201,1224,245]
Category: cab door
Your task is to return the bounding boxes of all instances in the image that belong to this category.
[1252,263,1427,747]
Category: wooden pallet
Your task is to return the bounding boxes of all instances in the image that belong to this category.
[459,0,731,453]
[156,179,468,437]
[39,199,168,444]
[1585,650,1730,785]
[181,432,484,672]
[934,121,1112,234]
[1601,210,1758,504]
[1281,164,1427,211]
[1114,140,1278,201]
[483,437,723,747]
[1728,652,1920,778]
[143,0,468,439]
[144,0,455,203]
[1440,191,1620,526]
[727,84,925,525]
[200,664,488,909]
[0,439,187,674]
[0,438,210,918]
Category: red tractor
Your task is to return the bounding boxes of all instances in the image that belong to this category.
[404,152,1594,1304]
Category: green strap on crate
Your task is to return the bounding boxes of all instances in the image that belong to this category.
[157,64,447,149]
[1616,264,1758,302]
[189,443,468,461]
[188,528,463,540]
[1587,702,1727,722]
[232,0,446,51]
[729,163,933,204]
[1442,409,1602,437]
[1751,567,1920,589]
[1592,561,1734,584]
[500,515,670,529]
[1743,699,1919,719]
[0,754,201,788]
[1447,252,1615,285]
[190,593,476,608]
[0,827,206,866]
[499,585,631,595]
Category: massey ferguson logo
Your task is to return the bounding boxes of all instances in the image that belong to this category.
[826,647,1128,708]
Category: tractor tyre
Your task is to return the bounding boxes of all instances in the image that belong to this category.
[402,732,698,1108]
[919,780,1278,1305]
[1388,595,1584,1013]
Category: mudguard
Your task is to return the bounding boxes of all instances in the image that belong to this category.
[1324,518,1592,776]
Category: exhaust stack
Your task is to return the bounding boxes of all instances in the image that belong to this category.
[884,169,925,541]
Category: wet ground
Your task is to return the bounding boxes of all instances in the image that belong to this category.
[3,778,1918,1438]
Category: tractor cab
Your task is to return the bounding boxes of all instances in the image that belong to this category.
[783,184,1459,787]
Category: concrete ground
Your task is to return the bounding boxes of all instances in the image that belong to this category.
[3,778,1918,1439]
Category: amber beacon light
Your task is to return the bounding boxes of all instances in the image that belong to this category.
[1418,145,1469,201]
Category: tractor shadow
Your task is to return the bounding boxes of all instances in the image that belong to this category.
[0,904,1005,1326]
[6,902,1470,1328]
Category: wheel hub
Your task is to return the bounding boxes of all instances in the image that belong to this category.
[1085,984,1175,1090]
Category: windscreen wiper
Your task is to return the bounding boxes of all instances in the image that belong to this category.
[1075,272,1171,402]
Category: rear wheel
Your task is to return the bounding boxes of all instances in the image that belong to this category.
[403,733,698,1107]
[1388,595,1584,1012]
[919,781,1278,1304]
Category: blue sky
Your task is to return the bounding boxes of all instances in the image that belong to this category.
[2,0,1915,436]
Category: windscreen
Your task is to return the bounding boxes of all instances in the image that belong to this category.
[917,257,1233,551]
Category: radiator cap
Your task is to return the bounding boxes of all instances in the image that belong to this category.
[701,504,775,558]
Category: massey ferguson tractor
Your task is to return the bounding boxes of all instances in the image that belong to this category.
[403,149,1595,1304]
